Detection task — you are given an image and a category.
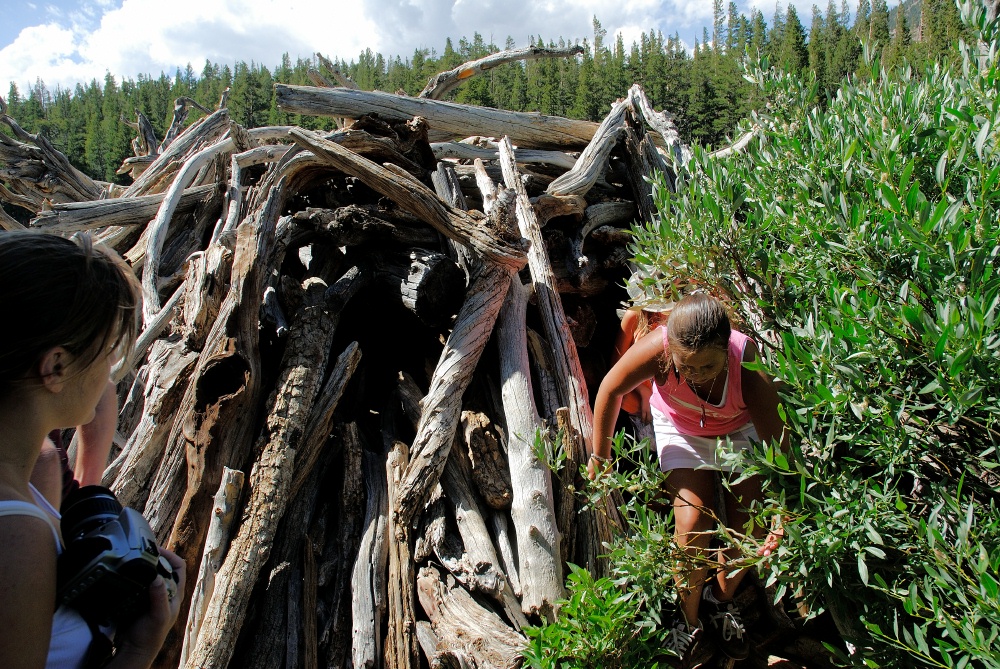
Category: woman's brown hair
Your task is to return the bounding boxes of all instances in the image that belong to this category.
[665,292,732,354]
[0,231,139,392]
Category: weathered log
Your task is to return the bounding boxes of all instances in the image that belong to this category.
[710,126,760,160]
[554,408,580,568]
[440,442,528,630]
[460,411,512,510]
[0,96,104,209]
[116,155,157,180]
[352,448,389,669]
[307,68,337,88]
[371,248,466,327]
[29,184,218,233]
[124,108,231,198]
[489,510,521,597]
[622,108,669,224]
[317,52,359,89]
[393,262,512,527]
[625,84,687,165]
[419,44,584,99]
[545,96,629,197]
[531,193,587,226]
[312,422,366,669]
[431,141,577,170]
[125,110,161,158]
[179,467,244,668]
[0,202,25,230]
[290,339,364,499]
[291,205,441,249]
[452,162,553,197]
[525,328,561,425]
[568,201,637,269]
[496,276,564,618]
[109,338,198,509]
[499,138,591,449]
[275,85,599,150]
[236,449,326,669]
[146,193,284,669]
[416,565,526,669]
[114,236,232,507]
[499,136,615,574]
[431,161,478,282]
[160,96,212,154]
[386,440,421,669]
[185,272,344,668]
[287,127,527,270]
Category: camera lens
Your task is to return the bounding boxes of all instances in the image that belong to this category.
[61,485,124,542]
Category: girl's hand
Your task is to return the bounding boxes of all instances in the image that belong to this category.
[586,454,611,481]
[112,546,186,666]
[757,522,785,557]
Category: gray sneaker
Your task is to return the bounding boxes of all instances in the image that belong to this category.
[663,620,714,668]
[701,590,750,661]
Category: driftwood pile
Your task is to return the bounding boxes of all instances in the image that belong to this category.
[0,48,821,669]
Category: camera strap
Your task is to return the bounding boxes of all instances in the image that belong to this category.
[80,616,115,669]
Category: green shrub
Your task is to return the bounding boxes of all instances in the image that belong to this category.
[631,4,1000,667]
[526,3,1000,668]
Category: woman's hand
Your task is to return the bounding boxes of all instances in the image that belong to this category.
[110,546,186,668]
[757,520,785,558]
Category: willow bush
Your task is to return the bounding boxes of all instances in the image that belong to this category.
[526,3,1000,668]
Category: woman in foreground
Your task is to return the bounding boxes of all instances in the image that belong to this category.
[0,231,184,669]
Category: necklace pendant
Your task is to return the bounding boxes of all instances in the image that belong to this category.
[700,405,706,429]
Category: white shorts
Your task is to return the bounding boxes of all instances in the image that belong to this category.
[651,406,758,473]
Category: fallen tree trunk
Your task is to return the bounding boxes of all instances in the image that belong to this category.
[275,85,600,149]
[496,274,564,619]
[30,184,219,233]
[0,95,104,208]
[419,44,584,100]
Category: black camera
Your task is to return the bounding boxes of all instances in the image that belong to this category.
[57,485,177,627]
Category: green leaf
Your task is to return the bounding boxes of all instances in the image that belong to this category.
[982,572,999,599]
[936,152,948,185]
[843,139,859,169]
[879,183,900,212]
[975,121,992,159]
[858,553,869,585]
[902,305,925,334]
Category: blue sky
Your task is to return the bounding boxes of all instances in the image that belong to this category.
[0,0,821,95]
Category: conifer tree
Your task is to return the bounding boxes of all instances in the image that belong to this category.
[809,7,829,86]
[869,0,892,51]
[883,0,912,72]
[775,5,809,75]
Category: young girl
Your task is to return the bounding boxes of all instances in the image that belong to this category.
[590,292,785,667]
[0,231,185,669]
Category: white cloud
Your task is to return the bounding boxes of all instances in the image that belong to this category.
[1,0,818,95]
[1,0,382,92]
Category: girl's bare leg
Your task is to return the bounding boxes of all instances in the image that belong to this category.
[664,468,717,626]
[713,474,765,600]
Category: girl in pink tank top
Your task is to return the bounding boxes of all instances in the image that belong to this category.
[589,292,788,665]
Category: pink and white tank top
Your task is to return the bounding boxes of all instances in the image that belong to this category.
[649,328,753,437]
